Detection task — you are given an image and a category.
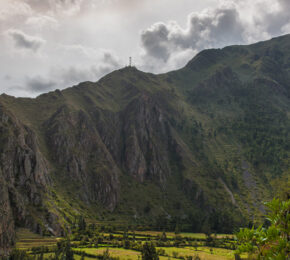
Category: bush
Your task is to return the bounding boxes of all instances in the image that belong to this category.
[235,198,290,259]
[142,242,159,260]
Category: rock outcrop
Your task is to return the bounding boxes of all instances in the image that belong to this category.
[0,103,49,253]
[45,105,119,210]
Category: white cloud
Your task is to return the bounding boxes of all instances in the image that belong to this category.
[141,5,244,62]
[139,0,290,72]
[281,23,290,34]
[19,48,123,94]
[24,0,84,16]
[0,1,32,20]
[25,15,59,30]
[1,0,290,97]
[50,49,122,87]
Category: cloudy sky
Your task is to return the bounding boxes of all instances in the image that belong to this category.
[0,0,290,97]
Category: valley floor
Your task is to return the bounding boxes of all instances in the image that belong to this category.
[14,229,248,260]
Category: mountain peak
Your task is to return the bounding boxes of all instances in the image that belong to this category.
[0,35,289,252]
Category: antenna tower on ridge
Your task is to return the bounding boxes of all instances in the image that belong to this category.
[129,57,132,67]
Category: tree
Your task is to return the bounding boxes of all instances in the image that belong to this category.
[77,216,86,231]
[8,249,29,260]
[102,248,110,260]
[201,218,211,237]
[38,251,44,260]
[174,223,180,235]
[235,198,290,259]
[142,242,159,260]
[64,240,74,260]
[161,231,167,242]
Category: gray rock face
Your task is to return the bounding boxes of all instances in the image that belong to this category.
[0,90,176,254]
[43,93,173,209]
[45,106,120,210]
[0,103,49,253]
[122,94,171,184]
[0,171,15,256]
[91,92,173,186]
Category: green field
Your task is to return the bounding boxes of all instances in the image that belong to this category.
[157,246,236,259]
[73,246,238,259]
[132,231,233,240]
[74,248,141,259]
[16,228,59,250]
[14,228,247,259]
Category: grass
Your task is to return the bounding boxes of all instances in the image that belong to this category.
[157,246,241,259]
[15,229,241,259]
[43,254,89,260]
[74,247,141,259]
[16,228,59,250]
[74,246,245,260]
[43,254,96,260]
[131,231,233,240]
[74,247,242,260]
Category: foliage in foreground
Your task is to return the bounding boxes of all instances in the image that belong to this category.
[235,198,290,259]
[141,242,159,260]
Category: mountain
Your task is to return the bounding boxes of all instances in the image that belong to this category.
[1,34,290,253]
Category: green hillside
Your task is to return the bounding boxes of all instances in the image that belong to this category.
[0,35,290,252]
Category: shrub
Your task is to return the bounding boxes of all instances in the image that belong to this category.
[235,198,290,259]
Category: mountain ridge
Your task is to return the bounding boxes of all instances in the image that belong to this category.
[1,34,290,254]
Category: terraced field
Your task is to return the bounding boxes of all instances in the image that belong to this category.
[16,229,245,260]
[73,246,237,259]
[16,228,59,249]
[133,231,234,239]
[14,228,246,259]
[157,246,235,259]
[74,248,141,259]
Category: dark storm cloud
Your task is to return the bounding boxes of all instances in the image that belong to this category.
[141,23,171,62]
[174,7,243,49]
[103,52,121,67]
[25,0,83,12]
[7,29,45,52]
[140,0,290,65]
[278,0,290,8]
[141,6,244,62]
[24,0,144,14]
[50,50,122,87]
[3,75,11,81]
[26,76,56,92]
[57,66,95,84]
[257,0,290,36]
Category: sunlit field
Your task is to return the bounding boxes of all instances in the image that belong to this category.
[14,228,248,259]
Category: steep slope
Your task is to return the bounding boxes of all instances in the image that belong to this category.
[1,34,290,253]
[0,102,58,255]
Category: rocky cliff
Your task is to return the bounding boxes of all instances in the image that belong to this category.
[0,103,49,254]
